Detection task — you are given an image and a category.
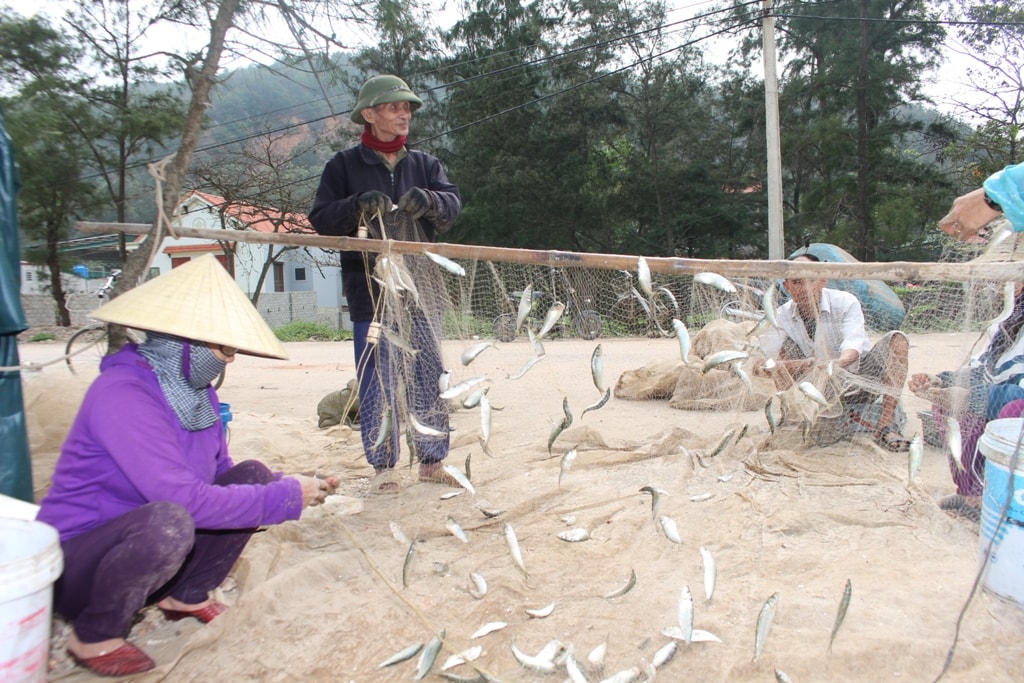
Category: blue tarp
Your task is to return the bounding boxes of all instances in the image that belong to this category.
[0,105,33,502]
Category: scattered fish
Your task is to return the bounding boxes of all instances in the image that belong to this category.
[440,376,489,400]
[946,417,964,472]
[659,515,682,544]
[409,413,446,437]
[828,578,852,654]
[599,667,641,682]
[414,630,445,680]
[373,404,393,449]
[547,397,573,454]
[700,546,717,603]
[580,388,611,418]
[440,464,476,495]
[703,349,749,374]
[440,491,462,500]
[479,392,492,447]
[708,429,735,457]
[465,454,472,480]
[440,645,482,671]
[733,364,753,395]
[377,641,423,668]
[588,641,607,667]
[445,516,469,543]
[995,281,1016,324]
[478,507,504,518]
[639,485,665,520]
[469,572,487,599]
[765,395,778,434]
[591,344,605,391]
[762,281,779,328]
[438,369,451,393]
[798,381,830,408]
[754,592,779,662]
[508,354,545,380]
[380,326,420,357]
[690,492,713,502]
[677,585,694,643]
[510,642,556,673]
[694,271,737,293]
[662,626,721,643]
[389,520,410,545]
[462,387,486,409]
[461,341,495,366]
[764,357,776,371]
[672,318,691,365]
[516,285,534,335]
[424,250,466,276]
[565,650,588,683]
[775,670,794,683]
[537,301,566,339]
[559,447,578,488]
[908,433,923,483]
[525,602,556,618]
[470,621,507,639]
[527,326,546,356]
[558,528,590,542]
[651,641,678,668]
[638,256,654,297]
[718,472,734,482]
[402,540,416,588]
[604,569,637,599]
[504,522,528,577]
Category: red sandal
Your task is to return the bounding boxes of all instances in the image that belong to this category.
[159,600,227,624]
[70,642,155,677]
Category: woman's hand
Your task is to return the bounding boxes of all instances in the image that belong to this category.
[294,475,338,508]
[937,188,1002,241]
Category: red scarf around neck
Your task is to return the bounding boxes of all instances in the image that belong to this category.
[361,124,406,154]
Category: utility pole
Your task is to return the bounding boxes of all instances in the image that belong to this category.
[762,0,784,259]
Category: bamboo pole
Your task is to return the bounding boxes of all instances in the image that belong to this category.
[75,221,1024,283]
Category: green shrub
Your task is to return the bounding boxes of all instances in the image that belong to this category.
[29,332,55,342]
[273,321,350,342]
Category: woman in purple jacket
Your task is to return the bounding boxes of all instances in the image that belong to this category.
[308,74,462,493]
[36,255,335,677]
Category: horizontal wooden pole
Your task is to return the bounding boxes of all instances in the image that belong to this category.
[76,221,1024,282]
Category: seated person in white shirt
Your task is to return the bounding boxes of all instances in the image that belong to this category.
[756,254,911,452]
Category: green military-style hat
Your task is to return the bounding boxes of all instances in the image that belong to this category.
[350,75,423,125]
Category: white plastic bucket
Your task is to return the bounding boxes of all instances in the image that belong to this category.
[0,518,64,682]
[977,417,1024,606]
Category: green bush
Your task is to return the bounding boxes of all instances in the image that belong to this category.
[273,321,351,342]
[29,332,55,342]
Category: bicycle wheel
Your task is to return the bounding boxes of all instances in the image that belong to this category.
[650,287,681,336]
[66,326,109,375]
[574,310,602,340]
[608,297,647,337]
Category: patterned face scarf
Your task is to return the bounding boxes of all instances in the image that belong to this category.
[138,333,225,431]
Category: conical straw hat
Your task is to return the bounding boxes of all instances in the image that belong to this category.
[92,254,288,359]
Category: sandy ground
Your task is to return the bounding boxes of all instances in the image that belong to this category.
[15,331,1024,682]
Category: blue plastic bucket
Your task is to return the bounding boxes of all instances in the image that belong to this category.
[977,417,1024,606]
[219,403,232,434]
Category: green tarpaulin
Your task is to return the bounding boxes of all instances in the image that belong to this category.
[0,105,33,503]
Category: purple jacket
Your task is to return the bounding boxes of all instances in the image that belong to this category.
[37,345,303,542]
[307,144,461,321]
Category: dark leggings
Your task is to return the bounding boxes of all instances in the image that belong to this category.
[53,460,274,643]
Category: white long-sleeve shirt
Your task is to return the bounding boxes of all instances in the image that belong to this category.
[760,288,872,370]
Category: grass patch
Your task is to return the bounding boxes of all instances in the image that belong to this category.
[28,332,56,342]
[274,321,351,342]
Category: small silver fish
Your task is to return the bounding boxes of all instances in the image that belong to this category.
[373,404,393,449]
[652,640,677,668]
[424,250,466,276]
[754,592,779,662]
[733,364,753,396]
[677,585,694,643]
[445,516,469,543]
[470,621,507,639]
[508,354,545,380]
[527,326,546,356]
[468,571,487,599]
[479,392,491,447]
[946,417,964,472]
[389,520,410,545]
[798,381,830,408]
[438,369,451,393]
[409,413,446,437]
[672,318,691,365]
[995,281,1016,324]
[414,630,445,681]
[402,540,416,588]
[580,388,611,418]
[639,485,664,520]
[591,343,605,392]
[537,301,566,339]
[700,546,717,603]
[762,281,780,328]
[380,327,420,357]
[440,645,482,671]
[703,349,749,374]
[588,641,607,667]
[377,642,423,668]
[765,395,778,434]
[510,642,556,673]
[565,650,588,683]
[604,569,637,599]
[516,284,534,334]
[694,271,737,293]
[525,602,556,618]
[775,670,795,683]
[442,464,476,495]
[828,578,852,654]
[708,429,735,457]
[638,256,654,297]
[559,447,577,487]
[659,515,682,544]
[690,492,713,502]
[908,433,923,483]
[503,522,528,577]
[439,376,489,400]
[462,387,485,409]
[461,341,495,366]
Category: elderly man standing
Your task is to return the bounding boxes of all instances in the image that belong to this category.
[308,74,462,493]
[758,253,911,452]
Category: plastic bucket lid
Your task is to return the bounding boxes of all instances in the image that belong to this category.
[978,418,1024,473]
[0,518,63,604]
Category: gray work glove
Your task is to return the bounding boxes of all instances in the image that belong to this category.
[397,187,432,221]
[357,191,392,215]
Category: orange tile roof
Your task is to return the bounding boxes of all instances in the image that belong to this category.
[181,190,313,234]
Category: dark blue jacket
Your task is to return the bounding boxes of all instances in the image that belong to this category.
[308,144,461,321]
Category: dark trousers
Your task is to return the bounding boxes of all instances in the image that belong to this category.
[53,460,273,643]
